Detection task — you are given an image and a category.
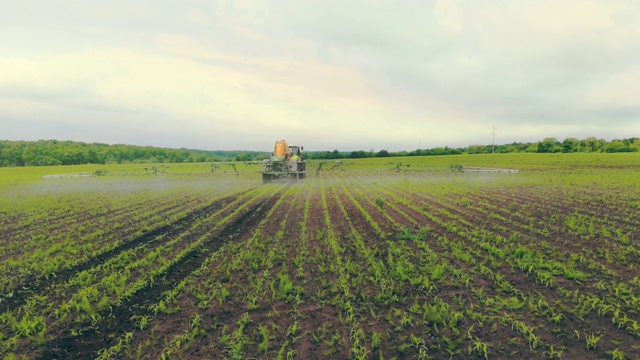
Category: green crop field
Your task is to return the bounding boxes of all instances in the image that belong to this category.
[1,153,639,359]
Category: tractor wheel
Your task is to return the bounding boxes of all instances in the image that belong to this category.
[262,174,271,184]
[299,163,306,179]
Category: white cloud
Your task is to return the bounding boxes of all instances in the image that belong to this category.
[1,0,639,151]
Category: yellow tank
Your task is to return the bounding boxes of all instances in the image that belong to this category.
[274,140,290,158]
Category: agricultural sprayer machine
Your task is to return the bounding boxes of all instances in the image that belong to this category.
[260,140,306,184]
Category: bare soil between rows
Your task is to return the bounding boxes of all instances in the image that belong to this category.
[38,189,280,359]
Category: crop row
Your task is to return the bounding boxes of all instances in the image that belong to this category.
[1,168,639,359]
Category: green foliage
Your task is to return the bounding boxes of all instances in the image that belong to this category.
[470,337,490,359]
[258,324,270,354]
[0,139,268,167]
[277,273,294,300]
[2,136,637,168]
[371,332,381,350]
[10,313,46,338]
[429,263,447,283]
[585,332,601,350]
[609,348,627,360]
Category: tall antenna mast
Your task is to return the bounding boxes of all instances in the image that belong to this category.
[492,126,496,154]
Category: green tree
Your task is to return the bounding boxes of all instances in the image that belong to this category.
[580,137,598,152]
[562,137,580,153]
[537,137,560,153]
[235,153,253,161]
[605,140,635,153]
[349,150,368,158]
[466,145,489,154]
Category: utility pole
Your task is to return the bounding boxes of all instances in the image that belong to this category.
[492,126,496,154]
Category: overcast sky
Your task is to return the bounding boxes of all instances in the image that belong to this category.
[1,1,639,152]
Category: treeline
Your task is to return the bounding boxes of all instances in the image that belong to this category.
[0,140,268,167]
[1,136,638,167]
[304,136,640,159]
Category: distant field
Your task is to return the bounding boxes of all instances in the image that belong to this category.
[1,153,639,359]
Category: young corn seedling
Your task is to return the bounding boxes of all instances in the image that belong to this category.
[542,345,563,359]
[585,332,601,351]
[608,348,627,360]
[130,315,150,330]
[471,337,490,360]
[371,331,381,350]
[258,324,270,354]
